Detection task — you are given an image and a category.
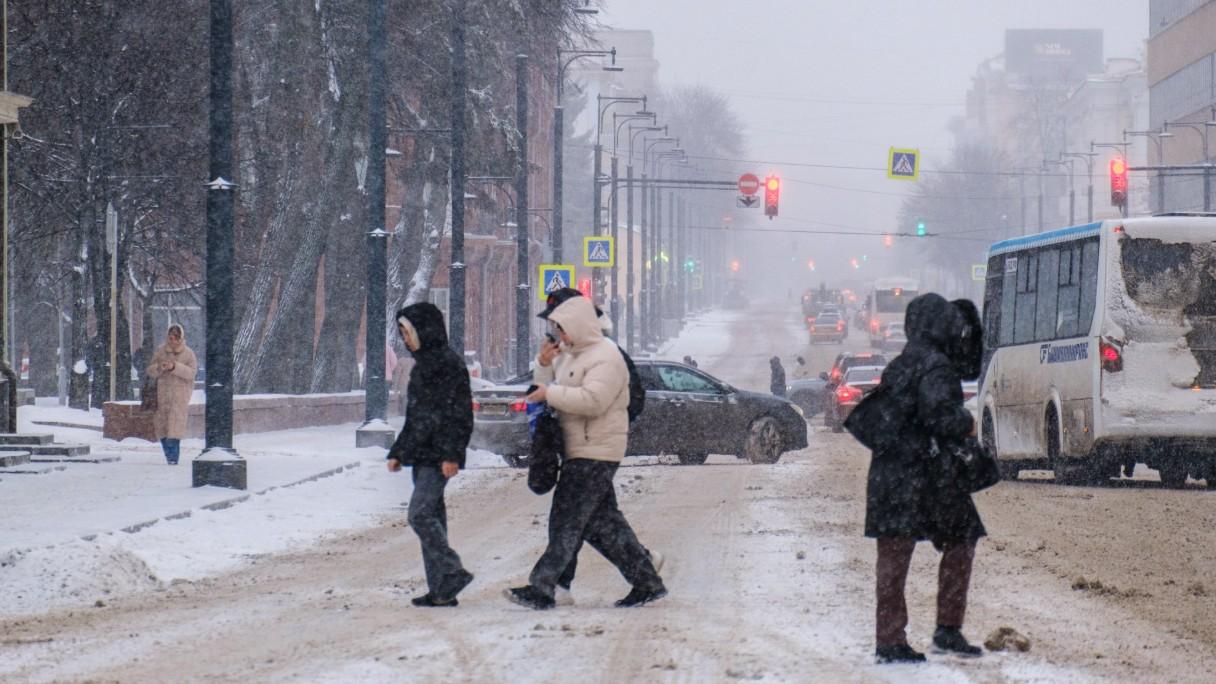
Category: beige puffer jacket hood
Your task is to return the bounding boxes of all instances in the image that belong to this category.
[541,297,630,463]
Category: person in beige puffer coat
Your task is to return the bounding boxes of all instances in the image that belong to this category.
[505,296,666,610]
[146,323,197,465]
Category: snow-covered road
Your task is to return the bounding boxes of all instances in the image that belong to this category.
[4,302,1216,682]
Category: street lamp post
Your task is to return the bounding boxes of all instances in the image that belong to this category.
[625,125,665,353]
[554,48,621,264]
[449,0,469,357]
[654,151,686,343]
[514,53,530,377]
[355,0,395,450]
[640,136,676,349]
[1125,128,1172,213]
[608,111,654,335]
[1062,151,1097,222]
[594,96,645,305]
[198,0,246,489]
[1164,113,1216,211]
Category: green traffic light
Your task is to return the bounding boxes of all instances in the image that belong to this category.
[916,219,926,236]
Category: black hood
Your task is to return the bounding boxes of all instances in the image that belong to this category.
[950,298,983,381]
[397,302,449,353]
[904,293,962,351]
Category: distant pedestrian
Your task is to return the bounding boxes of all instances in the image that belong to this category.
[146,324,196,465]
[862,294,986,664]
[506,296,666,610]
[770,356,786,397]
[683,355,698,369]
[386,303,475,608]
[791,355,812,381]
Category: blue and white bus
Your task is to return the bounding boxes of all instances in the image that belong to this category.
[978,216,1216,488]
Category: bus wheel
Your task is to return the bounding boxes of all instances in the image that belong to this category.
[983,411,1014,480]
[1047,406,1092,485]
[1158,462,1189,489]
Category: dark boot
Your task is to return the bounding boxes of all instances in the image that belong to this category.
[615,584,667,607]
[874,644,926,664]
[438,569,474,602]
[505,586,555,610]
[411,593,458,608]
[932,626,983,657]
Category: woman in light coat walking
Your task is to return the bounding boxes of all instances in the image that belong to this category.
[146,324,197,464]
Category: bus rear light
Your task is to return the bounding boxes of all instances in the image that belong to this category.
[1099,340,1123,372]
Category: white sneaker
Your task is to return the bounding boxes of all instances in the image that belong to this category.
[649,550,665,574]
[554,586,575,607]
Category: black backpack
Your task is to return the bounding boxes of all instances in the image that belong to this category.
[618,347,645,423]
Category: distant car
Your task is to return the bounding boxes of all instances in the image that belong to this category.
[879,323,907,352]
[827,351,888,386]
[787,376,831,418]
[825,365,885,432]
[809,312,847,344]
[470,360,808,467]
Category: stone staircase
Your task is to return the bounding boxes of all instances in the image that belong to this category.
[0,433,94,462]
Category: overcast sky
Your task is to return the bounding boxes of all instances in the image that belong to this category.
[599,0,1149,283]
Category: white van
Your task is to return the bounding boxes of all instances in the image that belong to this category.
[978,216,1216,488]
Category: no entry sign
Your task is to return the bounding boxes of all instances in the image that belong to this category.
[737,173,760,196]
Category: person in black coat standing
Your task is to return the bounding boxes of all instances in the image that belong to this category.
[865,293,986,663]
[770,356,787,397]
[386,303,475,608]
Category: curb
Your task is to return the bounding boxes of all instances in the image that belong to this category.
[72,461,365,538]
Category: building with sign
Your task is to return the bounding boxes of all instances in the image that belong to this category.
[1147,0,1216,211]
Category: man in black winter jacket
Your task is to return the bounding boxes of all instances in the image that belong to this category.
[387,303,474,607]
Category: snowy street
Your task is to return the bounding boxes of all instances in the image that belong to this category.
[4,302,1216,682]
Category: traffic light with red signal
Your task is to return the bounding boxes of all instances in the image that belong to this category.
[763,175,780,219]
[730,259,741,273]
[1110,157,1128,208]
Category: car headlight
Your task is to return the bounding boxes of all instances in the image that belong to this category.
[791,404,805,418]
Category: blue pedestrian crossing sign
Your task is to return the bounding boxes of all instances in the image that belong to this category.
[538,264,576,302]
[887,147,920,181]
[583,236,615,268]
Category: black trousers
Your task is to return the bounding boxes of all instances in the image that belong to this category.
[529,459,663,598]
[409,466,467,598]
[875,537,976,647]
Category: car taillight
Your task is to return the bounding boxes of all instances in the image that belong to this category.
[870,318,880,333]
[806,317,815,324]
[1100,340,1123,372]
[836,386,861,402]
[472,400,482,412]
[510,400,528,413]
[836,321,844,331]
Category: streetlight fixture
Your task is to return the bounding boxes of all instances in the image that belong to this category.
[1126,127,1172,213]
[640,137,677,348]
[623,124,664,352]
[554,47,622,263]
[592,95,646,305]
[1061,151,1098,222]
[1165,115,1216,211]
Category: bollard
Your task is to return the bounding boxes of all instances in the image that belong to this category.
[0,360,16,434]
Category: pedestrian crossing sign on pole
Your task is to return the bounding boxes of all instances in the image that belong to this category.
[538,264,576,302]
[887,147,920,181]
[583,236,615,268]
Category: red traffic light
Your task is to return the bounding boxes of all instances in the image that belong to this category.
[763,174,780,219]
[1110,157,1128,207]
[577,277,593,298]
[730,259,741,273]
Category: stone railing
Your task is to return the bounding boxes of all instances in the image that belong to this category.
[103,391,404,442]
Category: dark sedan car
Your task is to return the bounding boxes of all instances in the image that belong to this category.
[471,360,808,467]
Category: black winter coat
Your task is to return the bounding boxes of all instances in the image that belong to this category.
[864,293,987,545]
[387,303,473,469]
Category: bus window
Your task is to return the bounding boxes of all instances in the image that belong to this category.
[1079,240,1100,333]
[1035,249,1060,341]
[1057,246,1082,338]
[1014,255,1037,344]
[1000,258,1017,346]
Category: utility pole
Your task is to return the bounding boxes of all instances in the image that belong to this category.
[625,160,635,353]
[609,155,619,334]
[356,0,393,449]
[514,52,530,375]
[449,0,468,355]
[198,0,245,489]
